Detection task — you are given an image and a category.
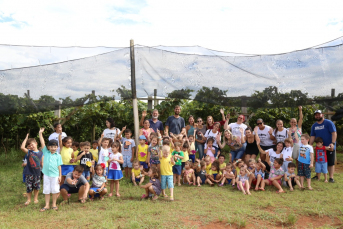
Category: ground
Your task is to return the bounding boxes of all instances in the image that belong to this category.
[0,151,342,229]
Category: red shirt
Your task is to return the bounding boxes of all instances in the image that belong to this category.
[315,146,327,163]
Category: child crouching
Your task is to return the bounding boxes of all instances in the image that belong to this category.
[140,167,162,201]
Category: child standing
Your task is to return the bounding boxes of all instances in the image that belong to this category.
[108,141,124,197]
[89,140,99,167]
[314,137,330,182]
[132,160,144,185]
[282,139,294,172]
[97,136,112,177]
[181,141,190,171]
[171,142,184,186]
[137,135,149,171]
[118,127,136,178]
[283,162,301,191]
[59,135,74,185]
[76,142,94,181]
[41,137,63,212]
[147,135,161,172]
[89,164,107,200]
[20,128,45,206]
[183,161,195,185]
[71,142,80,165]
[140,167,162,201]
[159,145,175,201]
[298,134,314,190]
[188,132,196,163]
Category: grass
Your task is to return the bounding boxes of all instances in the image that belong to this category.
[0,151,343,228]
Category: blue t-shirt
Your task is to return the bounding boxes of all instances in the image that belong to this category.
[23,150,43,176]
[165,116,185,135]
[310,119,336,150]
[298,144,314,164]
[148,119,164,133]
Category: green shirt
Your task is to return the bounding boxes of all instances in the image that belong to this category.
[171,151,184,166]
[42,146,63,177]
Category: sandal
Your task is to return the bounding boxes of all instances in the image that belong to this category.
[152,195,159,201]
[24,201,31,206]
[78,198,86,204]
[169,197,174,201]
[40,207,49,212]
[276,190,286,194]
[108,193,113,197]
[52,207,58,211]
[34,200,39,204]
[141,194,149,199]
[162,194,168,198]
[259,188,265,191]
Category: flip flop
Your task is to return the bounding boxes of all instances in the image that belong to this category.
[259,188,265,191]
[52,207,58,211]
[24,201,30,206]
[33,200,39,204]
[276,190,286,194]
[141,194,149,199]
[78,198,86,204]
[169,197,174,201]
[40,207,49,212]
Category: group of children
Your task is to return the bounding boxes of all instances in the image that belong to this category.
[21,123,330,211]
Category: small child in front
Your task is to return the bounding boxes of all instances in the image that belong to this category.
[20,128,45,206]
[137,135,149,171]
[140,166,162,201]
[314,137,330,182]
[41,138,63,212]
[159,145,175,201]
[89,164,107,200]
[298,134,314,190]
[171,142,184,186]
[132,160,144,186]
[283,162,301,191]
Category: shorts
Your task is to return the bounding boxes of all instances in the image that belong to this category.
[25,175,41,193]
[140,161,148,169]
[315,162,328,174]
[60,184,82,193]
[327,151,335,167]
[260,145,274,151]
[181,162,185,171]
[298,162,311,179]
[135,177,141,183]
[172,165,182,175]
[226,179,232,185]
[266,178,281,186]
[189,155,195,163]
[161,175,174,189]
[61,165,74,176]
[285,177,297,187]
[150,159,160,165]
[201,177,206,184]
[292,143,300,160]
[252,176,263,185]
[123,155,132,168]
[43,175,60,194]
[245,150,259,156]
[237,182,247,190]
[82,170,90,180]
[213,173,218,180]
[107,170,123,180]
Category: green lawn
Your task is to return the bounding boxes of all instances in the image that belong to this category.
[0,150,342,228]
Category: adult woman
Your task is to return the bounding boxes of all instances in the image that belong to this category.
[270,120,290,144]
[289,106,303,161]
[244,126,260,164]
[139,119,155,143]
[103,118,119,142]
[194,117,207,159]
[206,109,226,130]
[216,128,245,162]
[257,141,285,174]
[49,123,67,153]
[255,119,274,161]
[224,114,248,153]
[185,115,197,137]
[204,122,221,157]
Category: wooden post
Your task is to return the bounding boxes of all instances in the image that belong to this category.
[54,101,61,121]
[130,39,139,144]
[148,96,153,110]
[330,88,337,165]
[154,89,157,108]
[92,90,95,96]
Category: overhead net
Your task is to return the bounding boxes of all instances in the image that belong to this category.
[0,38,343,115]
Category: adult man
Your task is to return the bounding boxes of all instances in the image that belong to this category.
[309,110,337,183]
[164,105,185,135]
[139,109,164,133]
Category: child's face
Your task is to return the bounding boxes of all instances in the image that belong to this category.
[185,163,190,169]
[273,160,281,169]
[240,168,246,176]
[225,166,232,172]
[65,139,72,148]
[82,146,90,153]
[48,145,58,153]
[175,146,181,151]
[72,171,82,179]
[133,163,140,170]
[205,158,210,165]
[300,137,308,145]
[237,162,243,168]
[27,141,38,150]
[151,138,158,146]
[194,162,198,168]
[288,167,295,174]
[111,146,119,153]
[285,141,291,148]
[211,165,216,171]
[125,132,132,139]
[72,145,78,151]
[139,139,146,145]
[162,150,169,158]
[188,137,194,142]
[147,169,153,177]
[219,157,224,163]
[276,121,283,129]
[92,143,98,149]
[102,140,109,148]
[249,161,255,169]
[256,163,261,170]
[207,141,213,147]
[316,141,323,147]
[96,168,103,176]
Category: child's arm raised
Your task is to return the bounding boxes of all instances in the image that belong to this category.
[20,133,29,154]
[117,126,126,140]
[39,128,45,149]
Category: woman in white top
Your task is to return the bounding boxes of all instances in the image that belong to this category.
[257,141,285,174]
[270,120,289,144]
[203,122,221,158]
[103,118,120,142]
[224,114,247,151]
[48,123,67,153]
[288,106,303,160]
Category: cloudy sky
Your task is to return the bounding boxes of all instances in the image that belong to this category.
[1,0,343,55]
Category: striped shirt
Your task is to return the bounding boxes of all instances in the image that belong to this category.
[42,146,63,177]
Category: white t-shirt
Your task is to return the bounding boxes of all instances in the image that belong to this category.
[282,146,293,160]
[103,128,119,141]
[108,152,123,171]
[204,130,221,148]
[98,147,112,167]
[48,132,67,153]
[228,123,247,137]
[266,149,281,164]
[272,128,288,143]
[257,125,274,146]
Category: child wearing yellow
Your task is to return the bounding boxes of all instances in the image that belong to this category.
[137,135,149,171]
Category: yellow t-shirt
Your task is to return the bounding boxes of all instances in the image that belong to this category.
[160,156,173,176]
[61,146,74,165]
[169,143,174,153]
[182,150,189,162]
[209,170,222,175]
[89,149,98,162]
[235,166,240,176]
[71,150,80,165]
[205,163,212,174]
[220,162,226,171]
[132,168,141,177]
[138,144,148,162]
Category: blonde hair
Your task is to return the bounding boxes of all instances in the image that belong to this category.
[222,129,233,146]
[162,145,170,154]
[206,116,214,129]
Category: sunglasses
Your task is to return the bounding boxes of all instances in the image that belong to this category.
[197,120,202,122]
[257,123,262,125]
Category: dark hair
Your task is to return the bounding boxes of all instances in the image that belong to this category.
[257,118,263,123]
[273,142,285,152]
[80,141,91,147]
[314,137,323,143]
[62,136,73,146]
[163,138,170,146]
[53,123,61,129]
[111,140,121,152]
[207,138,214,144]
[26,138,37,146]
[94,164,104,175]
[106,118,115,128]
[218,154,225,159]
[124,129,132,134]
[274,119,285,137]
[183,142,189,149]
[92,140,98,144]
[288,162,296,168]
[101,137,112,146]
[211,160,220,173]
[74,165,84,173]
[245,127,253,133]
[72,142,79,147]
[150,166,159,179]
[274,158,284,166]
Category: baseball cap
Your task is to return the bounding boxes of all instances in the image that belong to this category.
[47,139,58,146]
[314,110,322,114]
[139,135,146,140]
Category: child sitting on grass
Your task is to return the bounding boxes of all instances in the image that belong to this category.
[132,160,144,186]
[260,154,285,193]
[237,166,252,195]
[159,145,175,201]
[183,161,195,185]
[252,158,266,191]
[208,160,222,186]
[283,162,301,191]
[89,164,107,200]
[219,163,235,186]
[60,165,90,204]
[20,128,45,206]
[140,166,162,201]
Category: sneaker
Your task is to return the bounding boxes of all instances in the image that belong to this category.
[329,178,335,183]
[311,175,318,180]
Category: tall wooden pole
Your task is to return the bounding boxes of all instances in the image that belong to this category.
[130,40,139,143]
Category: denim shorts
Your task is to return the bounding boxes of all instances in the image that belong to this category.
[161,175,174,189]
[315,162,328,174]
[82,170,90,180]
[172,165,182,175]
[140,161,148,169]
[123,155,132,168]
